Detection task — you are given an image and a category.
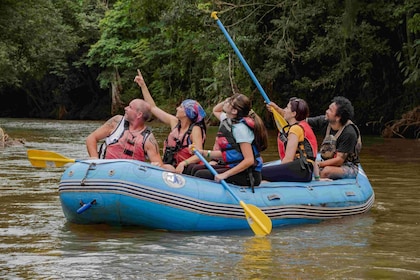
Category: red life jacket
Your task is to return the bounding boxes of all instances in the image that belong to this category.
[277,120,318,160]
[163,121,206,167]
[105,127,152,161]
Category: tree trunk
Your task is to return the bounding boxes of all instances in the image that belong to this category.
[111,67,123,115]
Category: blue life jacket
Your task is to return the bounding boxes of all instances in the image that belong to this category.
[215,117,263,172]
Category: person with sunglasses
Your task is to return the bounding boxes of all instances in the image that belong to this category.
[189,93,268,188]
[262,97,318,182]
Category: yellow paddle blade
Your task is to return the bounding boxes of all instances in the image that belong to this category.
[240,201,272,236]
[272,109,288,131]
[27,149,75,168]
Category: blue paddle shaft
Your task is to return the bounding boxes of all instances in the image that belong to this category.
[215,19,271,104]
[193,150,242,203]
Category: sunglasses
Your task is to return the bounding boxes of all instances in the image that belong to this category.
[229,94,244,110]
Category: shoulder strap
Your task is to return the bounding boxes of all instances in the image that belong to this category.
[336,120,360,139]
[325,122,346,139]
[105,116,127,145]
[141,126,152,155]
[221,118,233,132]
[334,121,348,139]
[164,121,181,146]
[347,120,362,153]
[328,120,362,153]
[181,122,196,145]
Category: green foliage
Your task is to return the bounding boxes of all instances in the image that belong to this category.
[0,0,79,86]
[0,0,418,134]
[86,0,226,110]
[0,0,113,118]
[87,1,140,78]
[212,0,418,131]
[394,0,420,88]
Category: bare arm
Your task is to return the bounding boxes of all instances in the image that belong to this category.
[213,99,227,120]
[267,101,285,116]
[144,134,176,171]
[134,69,178,128]
[189,146,223,160]
[86,115,121,158]
[189,126,205,152]
[319,152,346,168]
[134,69,156,108]
[143,133,163,165]
[282,133,299,163]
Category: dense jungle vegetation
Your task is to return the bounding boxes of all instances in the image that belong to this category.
[0,0,419,137]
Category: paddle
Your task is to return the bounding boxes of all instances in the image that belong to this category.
[27,149,78,168]
[211,12,288,131]
[192,147,272,236]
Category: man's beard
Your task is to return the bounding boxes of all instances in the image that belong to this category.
[327,116,338,125]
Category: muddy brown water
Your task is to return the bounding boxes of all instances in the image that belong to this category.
[0,118,419,279]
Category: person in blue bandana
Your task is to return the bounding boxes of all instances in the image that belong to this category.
[134,70,207,174]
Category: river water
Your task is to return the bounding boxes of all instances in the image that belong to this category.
[0,118,419,279]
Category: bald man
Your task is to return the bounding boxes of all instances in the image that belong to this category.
[86,99,171,169]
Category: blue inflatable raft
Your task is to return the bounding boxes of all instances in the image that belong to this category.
[58,159,374,232]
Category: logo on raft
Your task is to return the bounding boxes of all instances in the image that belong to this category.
[162,172,186,188]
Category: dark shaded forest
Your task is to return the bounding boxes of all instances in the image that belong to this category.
[0,0,419,137]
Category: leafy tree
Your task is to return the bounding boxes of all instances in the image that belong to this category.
[0,0,417,137]
[210,0,419,133]
[0,0,78,116]
[135,0,229,113]
[86,0,162,114]
[0,0,112,118]
[87,0,226,117]
[394,0,420,106]
[61,0,112,119]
